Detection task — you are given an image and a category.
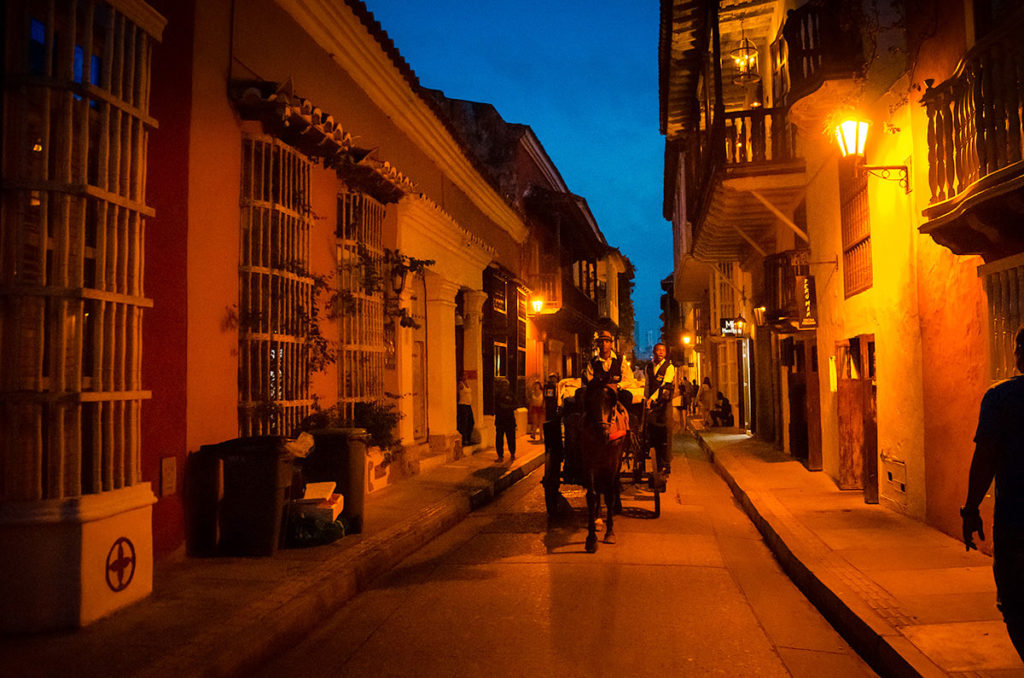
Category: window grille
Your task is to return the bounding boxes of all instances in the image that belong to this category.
[979,252,1024,381]
[839,158,872,297]
[336,192,385,421]
[238,136,314,436]
[0,1,161,502]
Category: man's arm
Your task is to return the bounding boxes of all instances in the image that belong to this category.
[962,440,996,551]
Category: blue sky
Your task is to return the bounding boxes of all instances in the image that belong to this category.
[362,0,670,352]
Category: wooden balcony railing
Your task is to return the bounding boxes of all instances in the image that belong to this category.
[763,249,810,322]
[922,15,1024,205]
[688,106,797,216]
[781,0,863,104]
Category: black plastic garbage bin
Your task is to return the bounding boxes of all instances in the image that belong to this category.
[185,436,293,557]
[302,428,368,534]
[218,436,293,556]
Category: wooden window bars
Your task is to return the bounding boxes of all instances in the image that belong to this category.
[0,1,161,502]
[336,193,385,422]
[839,157,872,297]
[979,252,1024,381]
[238,136,314,436]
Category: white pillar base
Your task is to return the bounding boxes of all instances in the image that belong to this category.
[0,484,156,632]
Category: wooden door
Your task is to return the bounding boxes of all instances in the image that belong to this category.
[805,339,823,471]
[836,336,877,501]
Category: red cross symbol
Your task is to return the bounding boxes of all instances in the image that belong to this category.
[105,537,136,592]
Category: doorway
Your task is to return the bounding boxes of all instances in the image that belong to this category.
[836,335,878,503]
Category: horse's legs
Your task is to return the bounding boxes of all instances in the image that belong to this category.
[585,473,599,553]
[603,473,617,544]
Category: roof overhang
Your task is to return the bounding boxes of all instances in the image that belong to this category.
[693,160,807,261]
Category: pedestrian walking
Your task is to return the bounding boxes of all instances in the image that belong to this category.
[963,326,1024,660]
[493,377,516,462]
[543,373,560,422]
[697,377,715,427]
[527,380,545,442]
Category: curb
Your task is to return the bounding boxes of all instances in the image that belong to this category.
[691,429,944,678]
[140,453,546,678]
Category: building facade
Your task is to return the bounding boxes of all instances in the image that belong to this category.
[0,0,629,631]
[660,0,1023,547]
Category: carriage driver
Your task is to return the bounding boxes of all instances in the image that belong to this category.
[582,330,638,393]
[645,342,676,475]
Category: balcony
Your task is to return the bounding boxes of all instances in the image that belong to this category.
[920,13,1024,261]
[762,249,812,331]
[779,0,864,126]
[688,106,806,262]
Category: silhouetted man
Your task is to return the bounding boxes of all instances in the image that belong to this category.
[963,326,1024,660]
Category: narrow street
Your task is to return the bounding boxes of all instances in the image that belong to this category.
[257,434,875,677]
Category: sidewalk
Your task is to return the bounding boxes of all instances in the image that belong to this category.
[691,427,1024,677]
[0,434,546,678]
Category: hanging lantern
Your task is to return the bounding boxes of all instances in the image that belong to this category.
[835,118,870,158]
[730,24,760,85]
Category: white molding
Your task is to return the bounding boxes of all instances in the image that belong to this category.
[0,484,157,525]
[398,195,496,271]
[276,0,528,243]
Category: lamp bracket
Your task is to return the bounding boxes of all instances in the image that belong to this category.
[807,256,839,271]
[861,164,910,193]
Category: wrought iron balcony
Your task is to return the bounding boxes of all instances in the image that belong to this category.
[920,12,1024,259]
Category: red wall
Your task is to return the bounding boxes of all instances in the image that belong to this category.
[143,0,195,557]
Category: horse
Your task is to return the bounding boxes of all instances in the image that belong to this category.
[576,383,628,553]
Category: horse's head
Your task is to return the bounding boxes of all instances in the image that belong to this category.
[583,384,617,429]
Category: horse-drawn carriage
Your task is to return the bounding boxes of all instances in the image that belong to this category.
[541,378,665,552]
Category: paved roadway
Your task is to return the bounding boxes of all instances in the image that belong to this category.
[257,435,876,677]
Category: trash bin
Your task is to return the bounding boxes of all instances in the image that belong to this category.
[217,436,293,556]
[184,444,222,557]
[302,428,368,534]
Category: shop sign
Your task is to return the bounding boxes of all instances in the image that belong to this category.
[795,275,817,329]
[720,317,745,337]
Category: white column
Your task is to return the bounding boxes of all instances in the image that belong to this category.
[424,272,461,448]
[462,289,489,446]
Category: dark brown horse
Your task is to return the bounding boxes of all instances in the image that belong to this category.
[577,384,627,553]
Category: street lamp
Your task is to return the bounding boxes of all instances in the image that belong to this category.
[835,117,910,193]
[531,298,544,315]
[680,333,693,347]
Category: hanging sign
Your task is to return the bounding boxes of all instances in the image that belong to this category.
[795,275,817,329]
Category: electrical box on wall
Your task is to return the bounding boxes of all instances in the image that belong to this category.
[161,457,176,497]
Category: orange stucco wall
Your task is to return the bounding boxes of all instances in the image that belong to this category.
[144,0,525,555]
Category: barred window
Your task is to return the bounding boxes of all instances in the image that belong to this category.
[0,1,162,502]
[337,192,385,422]
[238,136,314,436]
[839,157,872,297]
[979,252,1024,381]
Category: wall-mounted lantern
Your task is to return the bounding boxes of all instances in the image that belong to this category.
[531,298,544,315]
[835,117,910,193]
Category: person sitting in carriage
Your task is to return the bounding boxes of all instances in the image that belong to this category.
[644,342,676,475]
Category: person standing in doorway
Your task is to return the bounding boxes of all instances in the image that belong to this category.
[644,342,676,474]
[493,377,516,462]
[457,373,474,446]
[963,326,1024,660]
